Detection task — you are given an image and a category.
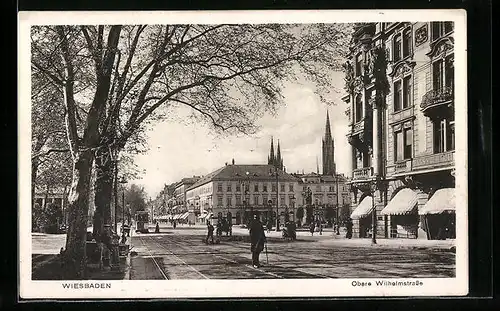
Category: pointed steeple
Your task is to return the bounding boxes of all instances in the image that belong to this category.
[268,136,275,165]
[325,110,332,140]
[276,139,282,170]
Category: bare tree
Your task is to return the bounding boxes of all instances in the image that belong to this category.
[31,23,351,278]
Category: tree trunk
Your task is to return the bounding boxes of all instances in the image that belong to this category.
[62,150,93,279]
[93,147,114,240]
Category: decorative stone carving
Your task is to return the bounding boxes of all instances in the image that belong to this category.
[427,37,454,58]
[415,24,428,46]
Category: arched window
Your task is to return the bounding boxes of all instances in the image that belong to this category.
[355,95,363,122]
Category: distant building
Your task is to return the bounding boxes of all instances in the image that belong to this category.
[186,162,299,226]
[172,177,200,223]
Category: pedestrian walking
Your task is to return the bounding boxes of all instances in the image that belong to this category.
[173,220,176,229]
[266,219,272,233]
[309,222,315,236]
[206,221,215,244]
[249,214,266,268]
[319,221,323,235]
[155,222,160,233]
[346,219,353,239]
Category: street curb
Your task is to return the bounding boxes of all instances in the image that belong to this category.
[124,252,131,280]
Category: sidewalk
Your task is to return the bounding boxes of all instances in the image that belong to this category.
[230,226,455,251]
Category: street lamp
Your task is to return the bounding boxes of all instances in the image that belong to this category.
[370,181,377,245]
[335,174,340,235]
[291,195,296,223]
[269,167,280,232]
[119,176,127,230]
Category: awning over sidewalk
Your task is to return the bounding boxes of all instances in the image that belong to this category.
[381,188,419,216]
[350,196,374,219]
[179,212,189,220]
[173,214,180,220]
[419,188,455,215]
[198,213,207,219]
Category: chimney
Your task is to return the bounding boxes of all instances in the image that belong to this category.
[232,158,235,165]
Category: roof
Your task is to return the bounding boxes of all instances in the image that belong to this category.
[187,164,300,190]
[419,188,455,215]
[381,188,418,216]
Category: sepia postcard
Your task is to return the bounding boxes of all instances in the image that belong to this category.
[18,9,468,299]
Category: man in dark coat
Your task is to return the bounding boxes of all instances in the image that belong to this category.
[346,218,353,239]
[249,215,266,268]
[206,221,215,244]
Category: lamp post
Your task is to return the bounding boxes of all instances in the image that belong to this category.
[119,176,127,231]
[291,195,296,223]
[269,167,280,232]
[371,182,377,245]
[336,174,340,235]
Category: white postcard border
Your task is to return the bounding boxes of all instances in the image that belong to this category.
[18,9,468,299]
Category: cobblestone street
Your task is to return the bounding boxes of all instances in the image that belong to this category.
[129,227,455,280]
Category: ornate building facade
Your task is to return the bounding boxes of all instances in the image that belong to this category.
[343,22,455,240]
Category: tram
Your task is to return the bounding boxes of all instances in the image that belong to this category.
[135,210,150,233]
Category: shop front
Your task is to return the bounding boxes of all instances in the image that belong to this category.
[350,196,374,238]
[381,188,419,239]
[419,188,455,240]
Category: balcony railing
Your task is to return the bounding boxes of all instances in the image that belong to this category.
[421,86,453,111]
[412,151,455,170]
[352,167,373,180]
[395,159,412,173]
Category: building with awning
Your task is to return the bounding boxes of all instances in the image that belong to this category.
[381,188,420,239]
[419,188,455,215]
[350,196,373,219]
[350,196,374,238]
[419,188,456,240]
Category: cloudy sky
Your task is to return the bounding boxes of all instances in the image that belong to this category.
[131,70,350,197]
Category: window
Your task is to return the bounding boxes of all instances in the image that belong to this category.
[403,76,412,109]
[254,184,259,192]
[226,196,232,207]
[433,55,454,92]
[272,184,277,192]
[217,196,223,206]
[403,29,412,58]
[245,184,249,192]
[280,195,286,205]
[431,22,454,41]
[236,184,241,192]
[393,34,402,62]
[395,127,413,161]
[316,185,321,192]
[433,60,444,91]
[394,80,402,111]
[227,184,232,192]
[263,185,268,192]
[289,184,294,192]
[280,184,285,192]
[404,128,413,159]
[329,186,334,192]
[355,95,363,122]
[217,183,222,192]
[236,195,241,205]
[434,117,455,153]
[254,195,260,205]
[445,55,454,90]
[355,53,362,76]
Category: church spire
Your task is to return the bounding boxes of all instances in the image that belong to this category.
[322,110,336,176]
[268,136,275,165]
[276,140,283,170]
[325,110,332,141]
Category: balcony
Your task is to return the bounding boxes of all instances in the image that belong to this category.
[412,151,455,171]
[421,87,453,117]
[394,159,412,173]
[352,167,374,180]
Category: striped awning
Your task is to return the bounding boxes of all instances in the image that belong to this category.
[173,214,180,220]
[179,212,189,220]
[350,196,374,219]
[419,188,455,215]
[381,188,419,216]
[198,213,207,219]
